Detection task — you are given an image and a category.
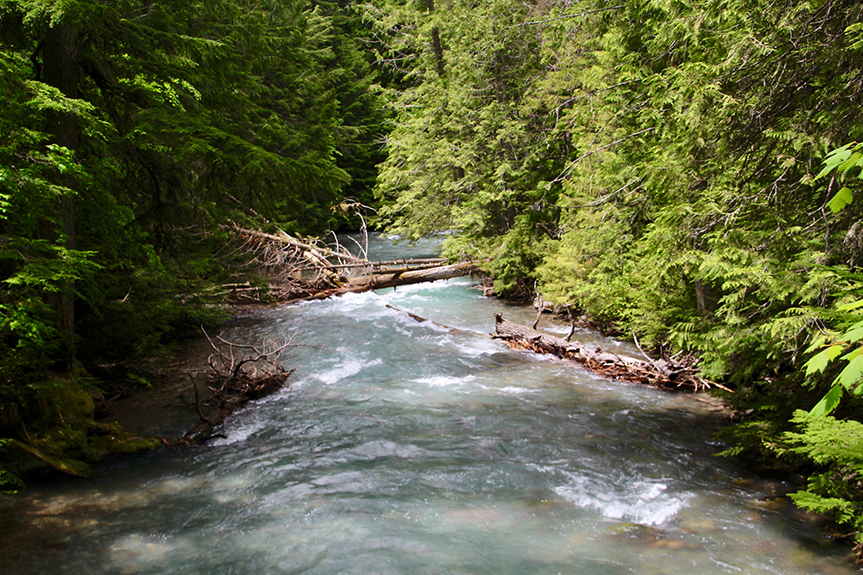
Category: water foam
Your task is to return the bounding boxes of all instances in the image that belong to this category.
[414,375,475,387]
[316,354,383,385]
[553,472,692,526]
[499,386,540,395]
[209,416,265,446]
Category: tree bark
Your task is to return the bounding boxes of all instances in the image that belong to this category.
[41,19,80,356]
[426,0,445,77]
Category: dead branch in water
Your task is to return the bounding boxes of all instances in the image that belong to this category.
[224,224,477,302]
[227,224,364,290]
[176,329,295,444]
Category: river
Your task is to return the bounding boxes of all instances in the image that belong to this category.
[0,234,857,574]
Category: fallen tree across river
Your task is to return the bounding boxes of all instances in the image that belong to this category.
[493,313,729,393]
[225,224,476,302]
[300,261,477,300]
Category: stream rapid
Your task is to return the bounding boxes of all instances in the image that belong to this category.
[0,235,857,574]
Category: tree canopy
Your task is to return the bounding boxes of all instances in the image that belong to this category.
[0,0,387,478]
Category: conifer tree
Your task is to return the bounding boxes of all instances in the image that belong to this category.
[369,0,560,295]
[0,0,380,454]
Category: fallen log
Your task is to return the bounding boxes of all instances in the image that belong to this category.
[224,224,477,302]
[295,257,448,272]
[384,304,474,334]
[493,313,727,393]
[295,261,477,301]
[227,224,363,290]
[345,261,477,291]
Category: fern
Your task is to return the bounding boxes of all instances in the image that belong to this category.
[779,411,863,542]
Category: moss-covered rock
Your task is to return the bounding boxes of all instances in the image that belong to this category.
[88,422,162,454]
[1,370,162,479]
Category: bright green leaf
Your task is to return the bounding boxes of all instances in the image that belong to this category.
[805,345,845,375]
[835,353,863,390]
[838,152,862,175]
[827,187,853,213]
[809,385,844,418]
[838,300,863,312]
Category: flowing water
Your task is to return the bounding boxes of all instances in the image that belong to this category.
[0,235,858,574]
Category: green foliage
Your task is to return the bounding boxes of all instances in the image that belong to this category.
[0,0,390,480]
[784,410,863,467]
[810,140,863,214]
[371,0,863,385]
[801,141,863,418]
[777,411,863,542]
[0,0,385,366]
[804,332,863,418]
[318,0,391,224]
[367,0,561,294]
[0,438,23,496]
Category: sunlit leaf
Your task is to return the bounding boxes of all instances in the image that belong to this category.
[805,334,828,354]
[844,327,863,343]
[816,144,855,179]
[808,385,844,418]
[837,299,863,312]
[838,152,862,175]
[805,345,845,375]
[827,187,853,213]
[835,353,863,390]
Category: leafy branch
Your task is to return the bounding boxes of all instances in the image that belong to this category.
[815,141,863,213]
[804,142,863,417]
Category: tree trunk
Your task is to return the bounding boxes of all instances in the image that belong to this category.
[41,20,80,356]
[303,261,476,300]
[426,0,445,77]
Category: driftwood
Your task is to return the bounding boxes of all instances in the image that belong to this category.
[226,224,476,302]
[177,331,295,444]
[493,313,727,393]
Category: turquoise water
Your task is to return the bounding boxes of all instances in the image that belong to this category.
[0,236,856,574]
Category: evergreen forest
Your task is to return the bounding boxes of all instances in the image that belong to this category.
[3,0,863,560]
